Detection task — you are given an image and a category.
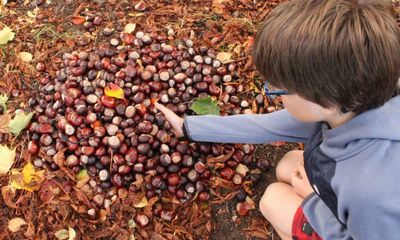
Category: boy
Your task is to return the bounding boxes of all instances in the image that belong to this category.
[155,0,400,239]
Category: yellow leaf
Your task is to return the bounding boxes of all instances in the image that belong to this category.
[26,7,38,19]
[19,51,33,62]
[0,144,15,174]
[0,26,15,45]
[134,196,148,208]
[10,162,45,192]
[216,52,232,64]
[104,83,125,99]
[8,217,27,232]
[124,23,136,33]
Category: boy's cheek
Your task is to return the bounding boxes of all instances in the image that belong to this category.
[282,95,326,122]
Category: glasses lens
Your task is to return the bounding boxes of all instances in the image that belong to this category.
[267,94,277,101]
[263,82,269,94]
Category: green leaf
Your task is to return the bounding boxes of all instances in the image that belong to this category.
[0,94,8,112]
[190,96,220,115]
[75,169,90,188]
[0,26,15,45]
[9,112,33,136]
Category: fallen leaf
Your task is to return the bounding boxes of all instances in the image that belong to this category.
[9,111,33,136]
[26,10,36,19]
[39,180,60,202]
[1,185,17,208]
[124,23,136,33]
[216,52,232,64]
[10,162,45,192]
[0,144,16,174]
[68,227,76,240]
[18,52,33,62]
[71,16,85,25]
[8,217,27,232]
[53,149,76,181]
[0,94,8,111]
[207,148,234,164]
[104,83,125,99]
[128,219,136,230]
[0,113,11,133]
[74,187,91,206]
[212,0,227,14]
[75,169,90,188]
[55,229,69,240]
[0,26,15,45]
[134,196,148,208]
[190,97,220,115]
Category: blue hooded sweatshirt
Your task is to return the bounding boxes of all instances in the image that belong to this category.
[183,95,400,239]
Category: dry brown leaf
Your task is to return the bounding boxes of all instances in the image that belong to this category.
[54,149,76,181]
[71,16,85,25]
[1,185,17,208]
[0,113,11,133]
[207,149,234,165]
[148,232,166,240]
[74,187,91,207]
[212,0,227,14]
[39,180,61,202]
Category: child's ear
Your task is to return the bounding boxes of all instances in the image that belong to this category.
[320,105,340,116]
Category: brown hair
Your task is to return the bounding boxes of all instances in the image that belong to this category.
[253,0,400,112]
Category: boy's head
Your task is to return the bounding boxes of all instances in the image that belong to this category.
[253,0,400,113]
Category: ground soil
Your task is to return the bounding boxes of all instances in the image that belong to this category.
[211,144,300,240]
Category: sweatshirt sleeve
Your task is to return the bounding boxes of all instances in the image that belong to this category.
[183,109,317,144]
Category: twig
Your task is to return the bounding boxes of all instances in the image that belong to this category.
[223,56,248,65]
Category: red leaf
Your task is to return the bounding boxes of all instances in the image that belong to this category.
[71,16,86,25]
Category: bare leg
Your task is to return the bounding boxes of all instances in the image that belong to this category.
[276,150,304,184]
[259,182,304,239]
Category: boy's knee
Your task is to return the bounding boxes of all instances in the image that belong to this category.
[259,183,282,219]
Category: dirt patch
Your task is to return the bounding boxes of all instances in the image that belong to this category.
[211,144,301,240]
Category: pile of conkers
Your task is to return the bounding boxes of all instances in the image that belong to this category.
[28,29,270,221]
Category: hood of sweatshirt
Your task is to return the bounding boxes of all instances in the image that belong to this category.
[320,95,400,161]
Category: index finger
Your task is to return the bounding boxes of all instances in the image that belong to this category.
[154,101,169,112]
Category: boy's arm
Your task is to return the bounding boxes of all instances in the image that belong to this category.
[184,109,317,144]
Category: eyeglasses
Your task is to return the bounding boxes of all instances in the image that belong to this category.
[263,82,290,100]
